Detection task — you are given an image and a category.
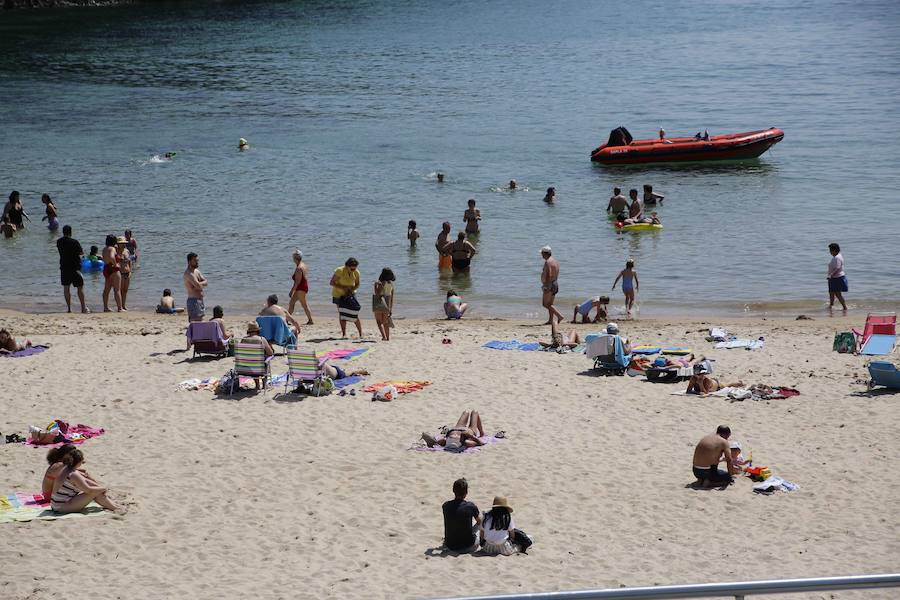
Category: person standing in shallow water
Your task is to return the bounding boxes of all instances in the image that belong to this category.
[827,242,848,311]
[288,249,313,324]
[436,222,453,270]
[463,199,481,234]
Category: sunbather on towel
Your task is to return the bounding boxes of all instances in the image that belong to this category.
[686,363,743,396]
[540,318,582,349]
[422,410,486,452]
[0,328,32,353]
[50,448,126,514]
[321,361,369,381]
[634,354,695,370]
[42,444,97,500]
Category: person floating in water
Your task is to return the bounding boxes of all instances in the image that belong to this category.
[164,152,177,159]
[543,187,556,203]
[238,138,249,151]
[436,172,445,183]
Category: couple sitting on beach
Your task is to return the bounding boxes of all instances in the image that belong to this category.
[442,478,531,556]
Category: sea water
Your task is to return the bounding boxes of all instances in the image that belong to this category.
[1,0,898,318]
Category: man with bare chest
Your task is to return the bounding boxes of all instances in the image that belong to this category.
[692,425,735,487]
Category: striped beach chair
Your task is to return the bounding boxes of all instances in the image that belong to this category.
[229,343,273,395]
[285,348,326,395]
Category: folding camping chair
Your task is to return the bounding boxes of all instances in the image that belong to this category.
[229,343,273,395]
[186,321,230,359]
[285,348,328,396]
[853,313,897,356]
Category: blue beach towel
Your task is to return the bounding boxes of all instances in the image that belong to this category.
[256,316,297,348]
[334,375,363,389]
[483,340,540,351]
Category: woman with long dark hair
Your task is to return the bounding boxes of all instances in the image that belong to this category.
[479,496,519,555]
[49,448,126,514]
[101,234,123,312]
[372,267,395,341]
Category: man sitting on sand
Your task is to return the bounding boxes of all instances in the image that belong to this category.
[422,410,486,452]
[692,425,735,487]
[259,294,302,336]
[571,295,609,323]
[442,478,482,553]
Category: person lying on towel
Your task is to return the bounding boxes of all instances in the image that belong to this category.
[421,410,486,452]
[0,328,32,353]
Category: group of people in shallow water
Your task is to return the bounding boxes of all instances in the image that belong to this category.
[606,184,664,226]
[1,191,60,237]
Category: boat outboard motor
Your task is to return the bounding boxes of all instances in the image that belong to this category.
[606,127,633,147]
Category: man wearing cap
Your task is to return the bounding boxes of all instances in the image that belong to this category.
[692,425,735,487]
[540,246,563,325]
[240,321,274,390]
[442,478,481,553]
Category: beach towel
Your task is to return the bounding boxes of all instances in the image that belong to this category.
[317,347,373,363]
[661,347,692,355]
[24,423,105,448]
[1,345,49,358]
[412,436,503,454]
[0,492,105,524]
[364,380,432,394]
[860,334,897,356]
[334,375,363,389]
[483,340,541,351]
[177,377,221,391]
[714,338,764,350]
[631,346,661,355]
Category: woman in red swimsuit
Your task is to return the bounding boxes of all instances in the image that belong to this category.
[101,234,123,312]
[288,249,313,324]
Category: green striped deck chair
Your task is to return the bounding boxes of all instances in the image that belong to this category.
[286,348,325,395]
[230,343,272,395]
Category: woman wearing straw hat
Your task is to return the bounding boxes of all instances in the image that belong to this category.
[479,496,519,556]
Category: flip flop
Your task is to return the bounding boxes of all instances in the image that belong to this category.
[494,430,506,439]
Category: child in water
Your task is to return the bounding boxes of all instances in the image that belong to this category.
[571,295,609,323]
[407,220,419,246]
[88,246,101,262]
[156,289,185,314]
[612,259,639,314]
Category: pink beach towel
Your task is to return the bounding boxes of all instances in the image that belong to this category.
[25,424,105,448]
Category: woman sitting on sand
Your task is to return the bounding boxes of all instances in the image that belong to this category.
[421,410,485,452]
[686,363,743,395]
[50,448,126,514]
[444,290,468,319]
[41,444,101,500]
[539,319,581,350]
[480,496,519,556]
[0,328,32,353]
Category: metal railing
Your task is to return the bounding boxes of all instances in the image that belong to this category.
[428,573,900,600]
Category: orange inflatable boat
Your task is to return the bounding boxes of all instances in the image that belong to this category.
[590,127,784,164]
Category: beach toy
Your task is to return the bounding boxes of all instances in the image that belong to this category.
[631,345,661,355]
[615,222,663,232]
[661,347,692,355]
[81,258,104,271]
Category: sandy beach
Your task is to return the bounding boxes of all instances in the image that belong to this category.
[1,309,897,599]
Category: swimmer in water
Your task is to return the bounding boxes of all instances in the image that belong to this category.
[164,152,176,159]
[436,172,445,183]
[41,194,59,232]
[239,138,249,151]
[543,187,556,203]
[508,179,517,190]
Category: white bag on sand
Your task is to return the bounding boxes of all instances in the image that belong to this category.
[373,385,398,402]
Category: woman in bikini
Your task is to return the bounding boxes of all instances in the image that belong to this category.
[686,367,744,395]
[41,194,59,232]
[101,234,123,312]
[50,448,126,514]
[288,249,313,324]
[116,236,132,311]
[421,410,486,452]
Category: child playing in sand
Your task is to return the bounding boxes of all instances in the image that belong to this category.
[407,220,419,246]
[729,440,750,474]
[156,289,185,314]
[612,259,639,314]
[444,290,468,319]
[571,295,609,323]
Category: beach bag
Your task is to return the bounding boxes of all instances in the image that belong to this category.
[312,377,335,396]
[512,528,534,553]
[373,385,397,402]
[833,331,856,354]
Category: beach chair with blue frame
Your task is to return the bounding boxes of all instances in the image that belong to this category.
[867,361,900,391]
[586,333,632,376]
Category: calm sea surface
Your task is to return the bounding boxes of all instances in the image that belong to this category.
[2,0,899,319]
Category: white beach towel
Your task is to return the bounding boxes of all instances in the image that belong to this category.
[714,338,764,350]
[707,327,729,342]
[671,386,751,399]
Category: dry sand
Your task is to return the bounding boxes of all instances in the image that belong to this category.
[1,309,898,600]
